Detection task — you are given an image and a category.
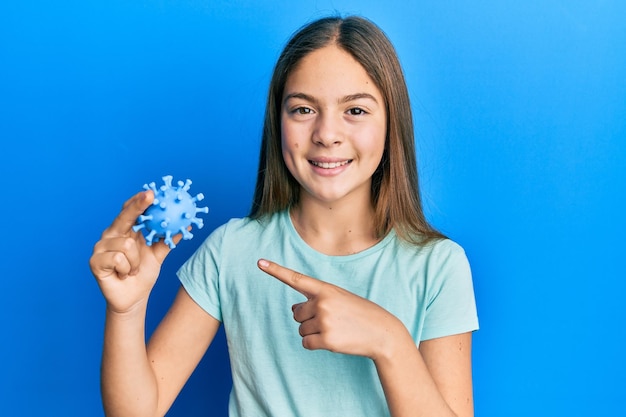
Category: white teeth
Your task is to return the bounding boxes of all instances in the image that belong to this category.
[310,160,350,169]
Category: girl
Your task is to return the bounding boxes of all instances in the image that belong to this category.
[90,15,478,417]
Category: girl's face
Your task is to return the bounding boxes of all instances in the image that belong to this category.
[281,44,387,207]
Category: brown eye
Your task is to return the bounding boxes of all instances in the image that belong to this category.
[348,107,366,116]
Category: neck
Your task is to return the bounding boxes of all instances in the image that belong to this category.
[290,195,379,256]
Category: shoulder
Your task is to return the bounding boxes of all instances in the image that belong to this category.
[178,215,272,279]
[215,212,283,238]
[426,238,468,265]
[199,212,285,252]
[392,236,468,267]
[417,238,473,298]
[418,238,479,339]
[422,238,471,279]
[390,236,472,294]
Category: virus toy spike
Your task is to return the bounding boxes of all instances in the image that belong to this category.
[132,175,209,249]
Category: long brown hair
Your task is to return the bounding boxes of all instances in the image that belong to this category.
[250,15,444,244]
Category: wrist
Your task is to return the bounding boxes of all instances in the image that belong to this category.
[371,317,416,365]
[105,298,149,321]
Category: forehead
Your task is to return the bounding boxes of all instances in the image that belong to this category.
[284,45,382,100]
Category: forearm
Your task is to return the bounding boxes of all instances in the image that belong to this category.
[101,302,159,417]
[374,329,457,417]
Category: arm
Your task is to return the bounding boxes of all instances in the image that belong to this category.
[101,288,220,417]
[374,331,473,417]
[91,191,220,417]
[146,287,221,416]
[257,259,474,417]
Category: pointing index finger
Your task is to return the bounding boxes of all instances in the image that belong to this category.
[257,259,321,299]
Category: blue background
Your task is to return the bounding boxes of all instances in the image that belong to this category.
[1,1,624,416]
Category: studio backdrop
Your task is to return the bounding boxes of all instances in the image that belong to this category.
[1,1,624,416]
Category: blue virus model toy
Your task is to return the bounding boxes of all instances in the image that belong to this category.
[132,175,209,249]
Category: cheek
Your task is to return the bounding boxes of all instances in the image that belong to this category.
[360,126,386,159]
[281,124,304,155]
[281,120,293,149]
[280,136,298,176]
[361,135,386,173]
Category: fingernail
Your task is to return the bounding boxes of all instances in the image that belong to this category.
[258,259,269,268]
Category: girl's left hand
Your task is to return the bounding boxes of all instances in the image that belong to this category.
[257,259,410,360]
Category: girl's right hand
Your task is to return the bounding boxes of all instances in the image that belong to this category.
[89,190,178,315]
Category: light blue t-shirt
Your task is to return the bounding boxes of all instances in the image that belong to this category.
[177,210,478,417]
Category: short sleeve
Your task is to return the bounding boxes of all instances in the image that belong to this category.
[176,224,227,322]
[420,240,479,341]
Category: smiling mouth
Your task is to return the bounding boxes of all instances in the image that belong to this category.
[309,160,352,169]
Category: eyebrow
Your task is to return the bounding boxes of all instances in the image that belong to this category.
[283,92,379,106]
[340,93,379,104]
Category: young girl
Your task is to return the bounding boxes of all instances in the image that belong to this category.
[90,16,478,417]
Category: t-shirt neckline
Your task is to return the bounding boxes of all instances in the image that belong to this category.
[280,209,395,262]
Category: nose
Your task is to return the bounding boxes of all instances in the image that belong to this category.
[312,112,342,147]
